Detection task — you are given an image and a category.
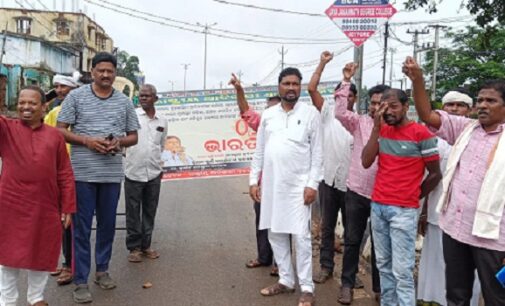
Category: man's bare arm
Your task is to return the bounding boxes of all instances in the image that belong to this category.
[419,160,442,199]
[229,73,249,114]
[403,56,442,129]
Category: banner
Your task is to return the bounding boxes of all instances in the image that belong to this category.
[156,82,339,180]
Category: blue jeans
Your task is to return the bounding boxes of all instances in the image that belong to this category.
[73,182,121,285]
[371,202,418,306]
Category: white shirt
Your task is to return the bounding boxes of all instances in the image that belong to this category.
[427,137,451,225]
[124,108,168,182]
[250,102,323,235]
[321,97,353,191]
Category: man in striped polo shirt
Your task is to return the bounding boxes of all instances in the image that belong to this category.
[57,52,140,304]
[361,88,442,306]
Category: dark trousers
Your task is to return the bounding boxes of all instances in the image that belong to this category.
[443,233,505,306]
[319,182,346,272]
[254,202,274,265]
[62,227,72,268]
[125,174,162,251]
[73,182,121,285]
[341,189,381,293]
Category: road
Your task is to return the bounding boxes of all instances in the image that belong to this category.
[18,176,376,305]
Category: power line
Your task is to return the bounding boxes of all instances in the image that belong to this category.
[212,0,326,17]
[85,0,347,43]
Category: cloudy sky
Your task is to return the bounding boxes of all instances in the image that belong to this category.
[3,0,473,92]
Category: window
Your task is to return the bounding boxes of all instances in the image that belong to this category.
[55,19,70,36]
[16,17,32,34]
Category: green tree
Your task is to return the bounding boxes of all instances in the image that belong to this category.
[116,50,140,91]
[404,0,504,28]
[423,26,505,100]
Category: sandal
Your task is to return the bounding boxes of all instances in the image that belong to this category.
[245,259,266,268]
[50,267,62,276]
[260,282,295,296]
[56,267,73,286]
[298,291,315,306]
[270,267,279,277]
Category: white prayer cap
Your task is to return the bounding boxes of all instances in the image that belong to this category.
[442,91,473,107]
[53,73,80,88]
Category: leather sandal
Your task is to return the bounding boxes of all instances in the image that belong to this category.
[260,282,295,296]
[298,291,315,306]
[56,267,73,286]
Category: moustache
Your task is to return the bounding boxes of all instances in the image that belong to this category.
[478,111,489,115]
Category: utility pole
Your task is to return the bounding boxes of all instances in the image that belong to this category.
[197,22,217,90]
[388,48,395,87]
[168,80,175,92]
[278,45,288,71]
[381,22,389,85]
[237,70,243,81]
[353,45,364,113]
[181,63,190,94]
[406,28,430,62]
[428,24,447,101]
[0,23,8,65]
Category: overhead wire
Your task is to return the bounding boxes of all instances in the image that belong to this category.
[212,0,326,17]
[84,0,348,43]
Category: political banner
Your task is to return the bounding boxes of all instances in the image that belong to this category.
[155,82,338,181]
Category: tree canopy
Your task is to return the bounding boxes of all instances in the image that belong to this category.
[404,0,504,28]
[116,50,140,91]
[422,26,505,100]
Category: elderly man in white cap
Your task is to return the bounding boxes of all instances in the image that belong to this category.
[417,88,481,306]
[44,72,80,286]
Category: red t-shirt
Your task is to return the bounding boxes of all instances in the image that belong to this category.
[371,121,439,208]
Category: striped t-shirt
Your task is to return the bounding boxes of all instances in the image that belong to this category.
[57,84,140,183]
[371,121,439,208]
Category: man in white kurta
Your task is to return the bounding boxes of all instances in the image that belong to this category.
[249,68,322,305]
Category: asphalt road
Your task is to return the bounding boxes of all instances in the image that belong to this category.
[16,176,375,306]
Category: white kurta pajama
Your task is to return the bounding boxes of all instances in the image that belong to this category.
[250,101,323,293]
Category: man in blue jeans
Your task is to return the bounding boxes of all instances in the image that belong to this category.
[361,88,441,305]
[57,52,140,304]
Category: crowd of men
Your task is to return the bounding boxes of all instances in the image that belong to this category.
[0,49,504,306]
[0,52,166,305]
[237,52,505,306]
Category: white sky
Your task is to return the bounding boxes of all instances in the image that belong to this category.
[3,0,473,92]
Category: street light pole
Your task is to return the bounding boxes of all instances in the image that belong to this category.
[197,22,217,90]
[181,63,190,94]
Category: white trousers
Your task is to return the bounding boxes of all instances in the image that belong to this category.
[0,265,49,306]
[268,230,314,293]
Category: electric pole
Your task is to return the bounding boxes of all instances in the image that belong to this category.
[428,24,447,101]
[197,22,217,90]
[278,45,288,71]
[168,80,175,92]
[181,63,190,94]
[406,28,429,62]
[353,45,364,113]
[381,22,389,85]
[388,48,395,87]
[237,70,243,81]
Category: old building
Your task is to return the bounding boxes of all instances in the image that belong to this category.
[0,7,114,71]
[0,7,114,109]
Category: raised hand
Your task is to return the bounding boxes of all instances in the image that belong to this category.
[374,102,388,129]
[320,51,334,64]
[342,62,358,82]
[228,73,242,90]
[402,56,423,81]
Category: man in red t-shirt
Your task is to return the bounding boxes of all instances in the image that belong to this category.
[361,88,441,306]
